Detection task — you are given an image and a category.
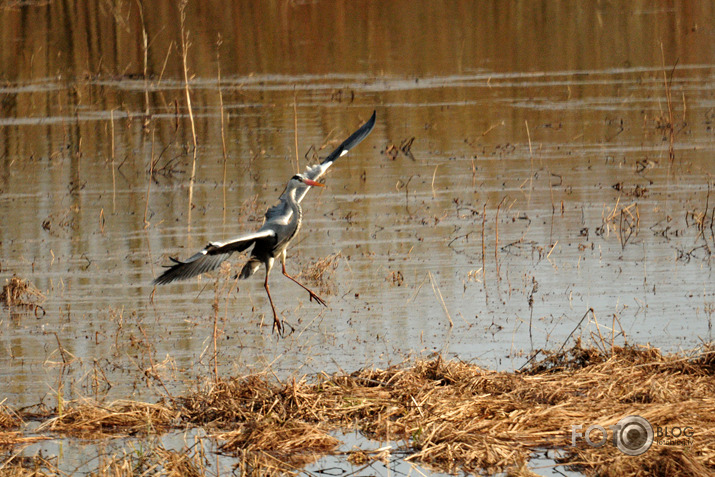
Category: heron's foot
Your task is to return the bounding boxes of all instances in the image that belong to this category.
[308,291,327,307]
[272,315,283,336]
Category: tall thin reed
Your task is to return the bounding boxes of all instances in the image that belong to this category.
[216,34,229,225]
[180,0,199,235]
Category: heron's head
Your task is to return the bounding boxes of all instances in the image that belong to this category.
[291,174,324,188]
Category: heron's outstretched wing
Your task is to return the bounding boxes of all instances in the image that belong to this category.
[295,110,376,203]
[153,229,275,285]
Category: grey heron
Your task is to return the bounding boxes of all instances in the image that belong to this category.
[153,111,376,334]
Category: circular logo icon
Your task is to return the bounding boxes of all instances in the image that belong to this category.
[616,415,653,456]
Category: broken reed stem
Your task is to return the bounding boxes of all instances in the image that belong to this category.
[525,119,534,201]
[428,271,453,327]
[180,0,199,235]
[431,164,439,198]
[660,41,677,163]
[471,157,476,188]
[110,109,116,214]
[293,88,299,174]
[481,203,488,302]
[611,312,616,352]
[217,34,229,225]
[549,167,555,245]
[494,197,506,281]
[590,309,609,354]
[144,129,155,228]
[558,308,594,355]
[135,0,150,126]
[212,281,220,382]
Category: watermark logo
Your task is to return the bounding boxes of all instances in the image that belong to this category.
[571,415,654,456]
[572,415,695,455]
[614,416,654,455]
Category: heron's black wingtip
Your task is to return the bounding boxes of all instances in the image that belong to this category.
[152,274,170,286]
[362,110,377,134]
[321,110,377,165]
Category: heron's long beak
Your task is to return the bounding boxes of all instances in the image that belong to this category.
[303,178,325,187]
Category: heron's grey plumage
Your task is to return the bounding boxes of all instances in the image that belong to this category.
[152,111,377,333]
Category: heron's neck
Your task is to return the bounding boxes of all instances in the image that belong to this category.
[287,187,302,219]
[284,186,303,237]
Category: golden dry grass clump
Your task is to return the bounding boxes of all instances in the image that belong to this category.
[0,404,21,431]
[38,399,176,437]
[3,343,714,475]
[176,343,715,476]
[177,375,341,473]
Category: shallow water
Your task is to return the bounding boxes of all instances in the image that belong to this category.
[0,1,714,473]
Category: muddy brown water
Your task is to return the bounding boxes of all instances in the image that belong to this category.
[0,1,714,474]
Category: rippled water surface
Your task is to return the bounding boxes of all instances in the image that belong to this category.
[0,1,714,473]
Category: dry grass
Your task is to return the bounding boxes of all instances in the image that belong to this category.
[88,445,206,477]
[2,344,715,475]
[174,343,715,475]
[1,276,45,316]
[0,454,57,477]
[600,199,640,249]
[37,399,175,437]
[218,421,340,474]
[298,252,342,294]
[0,405,21,431]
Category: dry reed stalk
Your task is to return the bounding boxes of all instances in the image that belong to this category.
[525,119,534,200]
[428,271,453,327]
[135,0,150,127]
[216,34,229,225]
[495,196,506,281]
[660,42,677,163]
[0,431,50,448]
[179,0,199,235]
[143,129,155,228]
[210,274,231,383]
[601,199,640,249]
[687,181,715,254]
[431,164,439,198]
[471,156,477,187]
[481,202,487,285]
[110,109,116,213]
[293,89,300,174]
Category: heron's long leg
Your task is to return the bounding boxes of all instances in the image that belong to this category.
[281,252,327,307]
[263,258,282,334]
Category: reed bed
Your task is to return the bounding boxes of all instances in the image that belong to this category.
[2,343,714,475]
